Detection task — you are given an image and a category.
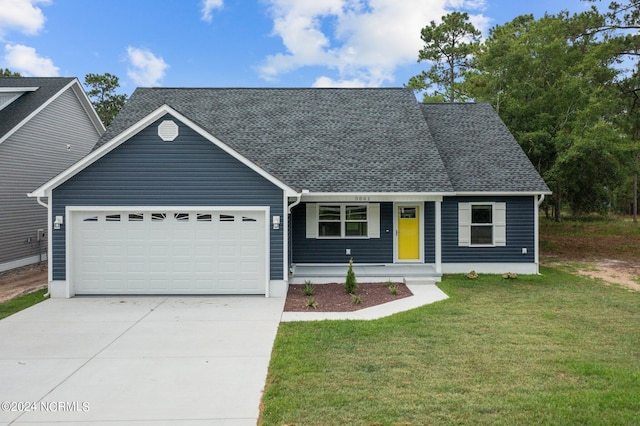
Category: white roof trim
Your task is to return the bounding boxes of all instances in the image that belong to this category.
[293,190,551,201]
[297,192,453,203]
[0,92,24,112]
[29,104,297,197]
[0,87,38,92]
[454,191,552,196]
[69,81,106,135]
[0,79,104,145]
[302,192,456,196]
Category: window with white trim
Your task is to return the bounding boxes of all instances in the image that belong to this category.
[317,205,368,238]
[470,205,493,245]
[306,203,380,239]
[345,205,368,236]
[458,202,506,247]
[318,205,341,237]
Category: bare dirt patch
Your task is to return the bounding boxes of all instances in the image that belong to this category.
[0,262,48,303]
[541,223,640,292]
[284,282,412,312]
[543,258,640,292]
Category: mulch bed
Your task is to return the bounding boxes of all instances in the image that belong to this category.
[284,282,412,312]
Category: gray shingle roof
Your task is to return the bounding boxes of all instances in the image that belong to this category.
[421,102,550,193]
[98,88,454,193]
[97,88,549,194]
[0,77,75,139]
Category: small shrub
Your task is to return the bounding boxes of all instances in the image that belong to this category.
[385,279,394,288]
[502,272,518,279]
[351,294,361,305]
[388,283,399,295]
[303,280,315,296]
[306,298,318,309]
[465,270,479,279]
[345,258,357,294]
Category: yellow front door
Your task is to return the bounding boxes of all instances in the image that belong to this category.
[398,206,420,260]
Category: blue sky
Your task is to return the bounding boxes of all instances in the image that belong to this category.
[0,0,590,95]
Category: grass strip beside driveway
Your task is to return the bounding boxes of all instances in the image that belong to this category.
[261,268,640,425]
[0,289,48,320]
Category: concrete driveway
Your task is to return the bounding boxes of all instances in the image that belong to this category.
[0,295,285,425]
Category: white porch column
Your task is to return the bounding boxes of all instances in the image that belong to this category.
[435,198,442,274]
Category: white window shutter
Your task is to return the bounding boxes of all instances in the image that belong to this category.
[458,203,471,246]
[368,203,380,238]
[494,202,507,246]
[306,203,318,238]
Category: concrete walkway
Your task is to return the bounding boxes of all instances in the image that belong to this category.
[281,283,449,322]
[0,296,284,425]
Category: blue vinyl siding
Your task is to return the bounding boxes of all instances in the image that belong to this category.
[51,115,284,281]
[292,201,437,264]
[424,201,436,263]
[442,196,535,263]
[291,202,394,264]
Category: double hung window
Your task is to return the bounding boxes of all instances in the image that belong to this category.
[470,205,493,245]
[458,202,506,247]
[318,205,368,238]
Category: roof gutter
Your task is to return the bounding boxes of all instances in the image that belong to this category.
[537,193,546,207]
[34,195,49,209]
[287,189,307,213]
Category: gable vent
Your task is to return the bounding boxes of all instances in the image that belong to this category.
[158,120,179,141]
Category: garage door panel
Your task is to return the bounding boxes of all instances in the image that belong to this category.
[173,279,192,290]
[195,260,214,273]
[150,264,169,275]
[173,262,191,274]
[127,279,147,291]
[72,209,266,295]
[149,278,170,291]
[103,278,124,290]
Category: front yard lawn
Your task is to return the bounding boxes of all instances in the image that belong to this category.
[261,268,640,425]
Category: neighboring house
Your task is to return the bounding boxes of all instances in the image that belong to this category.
[0,77,105,272]
[29,88,550,298]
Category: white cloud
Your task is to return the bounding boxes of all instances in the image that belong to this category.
[260,0,489,86]
[312,76,368,88]
[0,0,50,38]
[3,43,58,76]
[201,0,223,23]
[126,46,169,87]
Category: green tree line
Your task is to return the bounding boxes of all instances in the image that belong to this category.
[2,70,126,126]
[409,1,640,220]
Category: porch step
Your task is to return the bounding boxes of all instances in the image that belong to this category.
[290,264,441,285]
[404,277,439,285]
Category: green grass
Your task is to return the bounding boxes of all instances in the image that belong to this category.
[261,268,640,425]
[0,289,49,320]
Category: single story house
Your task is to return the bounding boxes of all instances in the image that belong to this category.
[0,77,104,272]
[29,88,550,298]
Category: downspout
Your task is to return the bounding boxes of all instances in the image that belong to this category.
[287,191,304,214]
[286,191,305,276]
[35,196,51,297]
[535,194,545,275]
[36,196,49,209]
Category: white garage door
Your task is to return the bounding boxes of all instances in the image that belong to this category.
[71,209,267,295]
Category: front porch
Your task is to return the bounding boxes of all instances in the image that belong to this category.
[289,263,442,285]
